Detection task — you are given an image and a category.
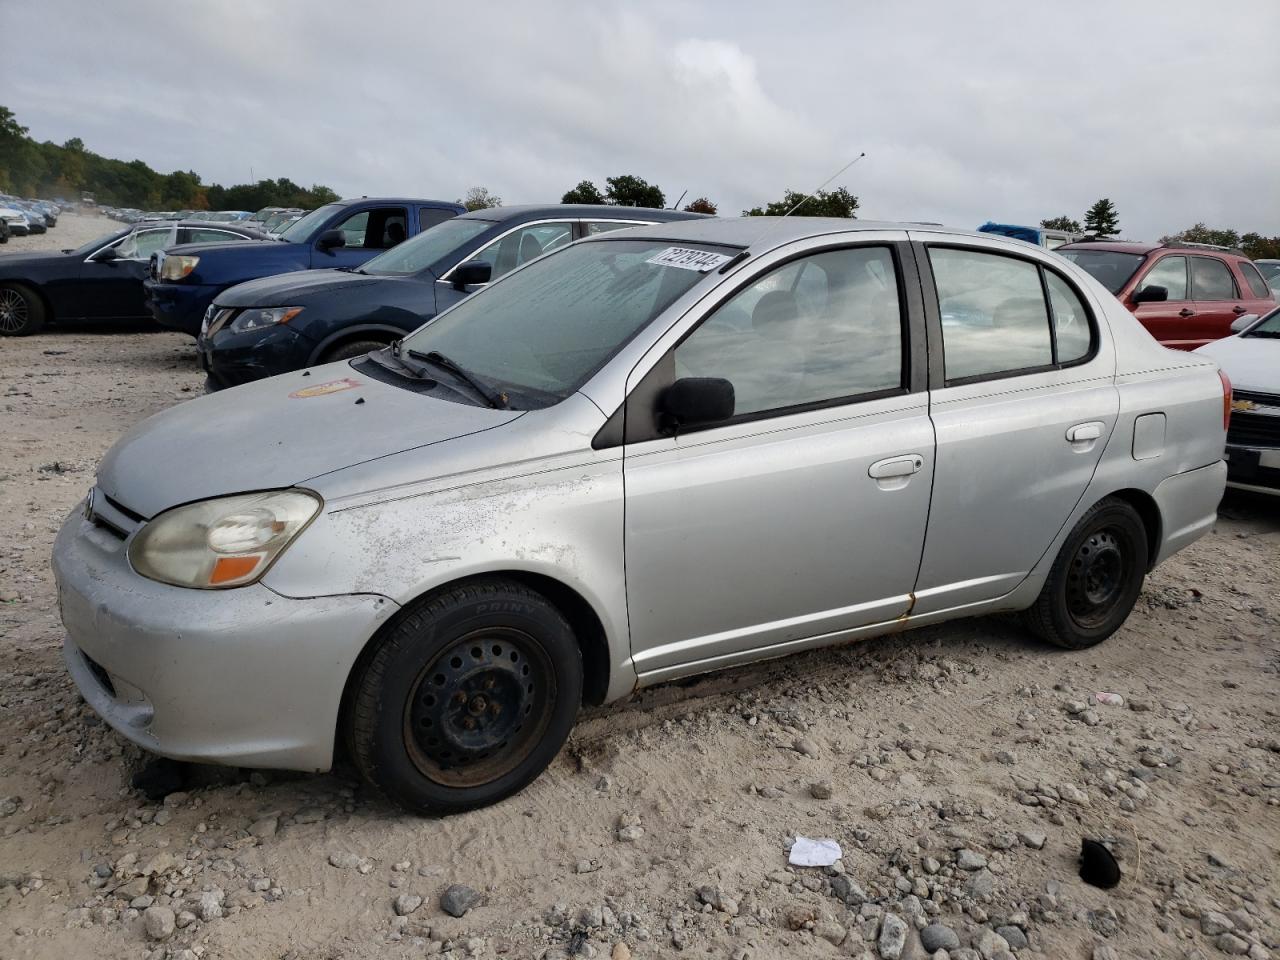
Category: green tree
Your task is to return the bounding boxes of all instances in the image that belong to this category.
[683,197,717,214]
[459,186,501,211]
[561,180,606,204]
[1241,233,1280,260]
[1040,216,1082,233]
[1083,198,1120,238]
[743,186,859,218]
[1159,223,1241,249]
[604,174,664,208]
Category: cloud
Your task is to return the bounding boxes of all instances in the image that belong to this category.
[2,0,1278,238]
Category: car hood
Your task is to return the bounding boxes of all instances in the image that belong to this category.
[1195,335,1279,395]
[215,269,396,307]
[95,362,522,518]
[0,250,74,273]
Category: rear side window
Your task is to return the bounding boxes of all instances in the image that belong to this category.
[587,220,640,235]
[418,207,455,231]
[1138,255,1187,300]
[1191,256,1238,300]
[928,247,1095,382]
[1238,261,1270,298]
[183,228,243,244]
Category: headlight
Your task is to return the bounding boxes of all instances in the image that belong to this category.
[229,306,304,334]
[160,254,200,281]
[128,490,321,589]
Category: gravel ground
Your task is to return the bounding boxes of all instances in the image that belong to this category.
[1,213,1278,960]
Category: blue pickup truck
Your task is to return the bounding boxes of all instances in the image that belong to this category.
[145,197,465,336]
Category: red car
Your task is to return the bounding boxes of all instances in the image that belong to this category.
[1058,240,1275,350]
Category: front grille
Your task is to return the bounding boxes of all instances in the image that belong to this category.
[85,487,144,541]
[1228,414,1280,448]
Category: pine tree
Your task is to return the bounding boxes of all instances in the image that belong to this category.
[1083,199,1120,238]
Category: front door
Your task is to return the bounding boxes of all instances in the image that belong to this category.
[623,243,934,679]
[77,226,171,319]
[315,206,409,270]
[1129,253,1196,347]
[911,238,1118,613]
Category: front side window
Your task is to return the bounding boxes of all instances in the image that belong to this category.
[113,228,171,260]
[1191,256,1238,300]
[674,247,904,417]
[1138,255,1188,300]
[1057,249,1144,294]
[469,222,575,282]
[400,239,726,408]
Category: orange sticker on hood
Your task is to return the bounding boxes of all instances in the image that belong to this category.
[289,377,362,399]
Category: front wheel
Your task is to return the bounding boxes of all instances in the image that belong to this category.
[1022,497,1148,649]
[348,578,582,814]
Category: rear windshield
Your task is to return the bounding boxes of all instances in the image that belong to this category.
[399,238,732,408]
[362,217,495,276]
[1057,249,1145,294]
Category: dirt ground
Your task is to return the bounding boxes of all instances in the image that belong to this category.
[0,213,1277,960]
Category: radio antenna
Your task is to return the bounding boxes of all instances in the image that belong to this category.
[743,152,866,253]
[670,189,687,211]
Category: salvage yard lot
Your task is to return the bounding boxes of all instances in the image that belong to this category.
[1,215,1278,960]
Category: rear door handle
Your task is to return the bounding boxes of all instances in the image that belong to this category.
[868,454,924,479]
[1067,422,1104,443]
[1178,308,1195,317]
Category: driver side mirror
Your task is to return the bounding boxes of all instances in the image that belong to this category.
[1130,284,1168,304]
[658,377,735,434]
[451,260,492,291]
[90,246,119,263]
[1231,314,1259,334]
[316,228,346,251]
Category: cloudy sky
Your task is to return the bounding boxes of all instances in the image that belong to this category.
[3,1,1278,240]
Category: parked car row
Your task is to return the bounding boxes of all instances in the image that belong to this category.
[0,195,62,239]
[51,216,1235,815]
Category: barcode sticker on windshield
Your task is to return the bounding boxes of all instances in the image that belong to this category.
[646,246,732,272]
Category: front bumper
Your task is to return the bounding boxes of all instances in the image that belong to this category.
[145,279,220,336]
[52,501,398,771]
[200,321,315,390]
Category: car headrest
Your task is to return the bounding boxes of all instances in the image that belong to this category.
[752,290,799,332]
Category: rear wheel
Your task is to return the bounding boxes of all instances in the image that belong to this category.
[323,339,388,362]
[0,284,46,336]
[348,578,582,814]
[1022,497,1148,649]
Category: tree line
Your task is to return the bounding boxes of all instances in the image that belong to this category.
[0,106,339,211]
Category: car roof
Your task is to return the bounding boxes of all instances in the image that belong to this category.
[335,197,465,209]
[588,216,1004,250]
[176,219,269,235]
[455,204,706,225]
[1059,239,1247,260]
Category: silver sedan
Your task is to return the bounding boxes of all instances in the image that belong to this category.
[52,218,1229,814]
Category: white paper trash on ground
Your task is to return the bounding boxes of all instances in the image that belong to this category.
[788,836,843,867]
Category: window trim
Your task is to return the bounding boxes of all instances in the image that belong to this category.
[611,240,919,445]
[436,218,581,283]
[914,241,1100,390]
[1188,254,1240,301]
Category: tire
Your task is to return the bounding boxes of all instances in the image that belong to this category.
[348,578,583,815]
[323,339,388,362]
[1022,497,1148,650]
[0,284,47,336]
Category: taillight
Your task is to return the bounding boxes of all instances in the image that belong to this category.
[1218,369,1232,431]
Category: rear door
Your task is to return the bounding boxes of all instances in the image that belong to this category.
[623,238,935,680]
[910,233,1118,613]
[1235,260,1277,319]
[1130,254,1196,347]
[1190,255,1245,347]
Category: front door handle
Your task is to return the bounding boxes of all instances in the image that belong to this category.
[1178,308,1196,317]
[1067,422,1104,443]
[1232,305,1247,314]
[868,455,924,479]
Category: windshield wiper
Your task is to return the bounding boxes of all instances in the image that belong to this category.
[407,349,507,409]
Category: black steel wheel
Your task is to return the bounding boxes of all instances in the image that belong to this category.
[0,284,45,336]
[348,578,582,815]
[1023,497,1148,649]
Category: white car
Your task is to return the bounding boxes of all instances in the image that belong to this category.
[1196,307,1280,494]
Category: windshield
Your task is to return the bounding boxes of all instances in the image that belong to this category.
[278,204,338,242]
[399,238,731,407]
[363,217,495,276]
[1244,306,1280,337]
[1058,249,1145,294]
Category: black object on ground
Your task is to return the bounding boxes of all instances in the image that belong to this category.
[131,757,190,803]
[1079,837,1121,888]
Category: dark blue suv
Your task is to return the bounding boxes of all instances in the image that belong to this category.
[198,205,703,389]
[145,197,465,336]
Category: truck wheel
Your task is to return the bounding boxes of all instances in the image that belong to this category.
[348,578,582,815]
[324,339,388,362]
[0,284,46,336]
[1022,497,1148,650]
